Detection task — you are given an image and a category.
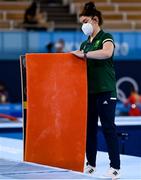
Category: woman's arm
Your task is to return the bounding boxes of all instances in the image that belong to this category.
[71,41,114,60]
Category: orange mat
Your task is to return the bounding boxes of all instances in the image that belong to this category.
[25,53,87,172]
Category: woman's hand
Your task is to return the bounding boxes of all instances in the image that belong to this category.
[71,50,84,59]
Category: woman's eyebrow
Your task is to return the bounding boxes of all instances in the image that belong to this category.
[83,19,88,23]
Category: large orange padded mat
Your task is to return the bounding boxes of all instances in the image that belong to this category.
[25,53,87,172]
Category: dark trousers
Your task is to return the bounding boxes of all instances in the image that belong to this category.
[86,92,120,169]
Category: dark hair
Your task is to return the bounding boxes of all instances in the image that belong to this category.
[79,1,103,26]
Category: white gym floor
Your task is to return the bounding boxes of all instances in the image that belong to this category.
[0,137,141,179]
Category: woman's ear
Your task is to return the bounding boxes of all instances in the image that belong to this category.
[92,16,99,23]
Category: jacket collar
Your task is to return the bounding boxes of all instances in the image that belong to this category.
[87,29,104,43]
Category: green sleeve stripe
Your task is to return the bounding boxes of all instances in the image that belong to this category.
[102,38,114,44]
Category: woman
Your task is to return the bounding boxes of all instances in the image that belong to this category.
[23,0,47,30]
[71,2,120,179]
[23,1,38,26]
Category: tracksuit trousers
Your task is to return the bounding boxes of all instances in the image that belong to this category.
[86,91,120,169]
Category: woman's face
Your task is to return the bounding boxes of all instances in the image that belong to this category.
[80,16,97,27]
[80,16,98,36]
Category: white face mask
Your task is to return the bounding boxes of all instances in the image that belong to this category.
[81,23,94,36]
[54,42,63,49]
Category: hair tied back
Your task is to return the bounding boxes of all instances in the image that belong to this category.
[84,2,96,11]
